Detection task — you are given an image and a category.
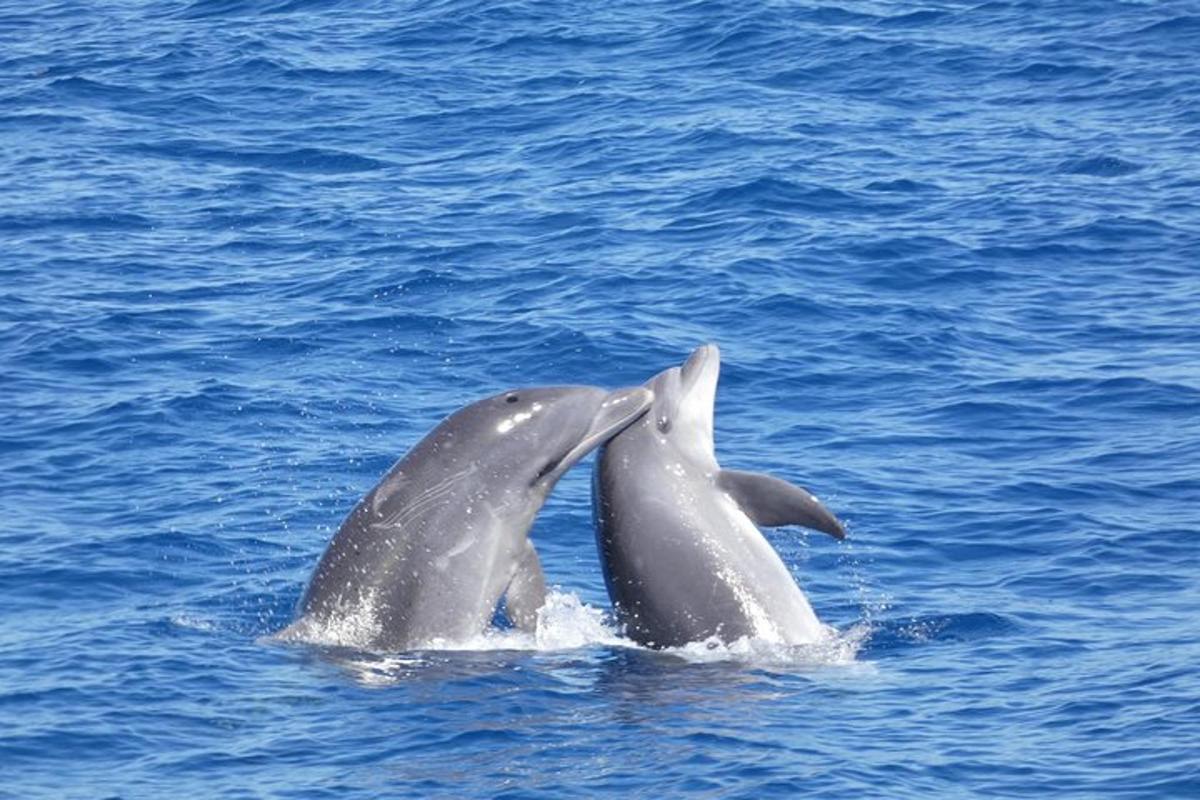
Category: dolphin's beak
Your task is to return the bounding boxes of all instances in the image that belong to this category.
[583,386,655,450]
[671,345,720,450]
[535,387,654,486]
[680,343,720,394]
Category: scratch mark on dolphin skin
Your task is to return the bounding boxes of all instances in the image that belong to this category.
[378,465,477,530]
[444,535,477,559]
[435,533,479,571]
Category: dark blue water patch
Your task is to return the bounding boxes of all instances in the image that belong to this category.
[861,178,941,194]
[801,5,880,28]
[1129,15,1200,40]
[174,0,350,21]
[877,10,949,29]
[860,262,1007,292]
[0,563,176,604]
[684,20,780,64]
[1059,216,1175,243]
[846,235,961,261]
[0,212,155,233]
[1056,376,1200,415]
[42,74,154,105]
[481,30,639,59]
[998,60,1108,85]
[677,177,886,217]
[1058,155,1144,177]
[738,292,841,322]
[0,112,88,129]
[123,140,392,175]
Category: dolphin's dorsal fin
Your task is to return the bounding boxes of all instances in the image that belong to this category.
[717,469,846,540]
[504,539,547,632]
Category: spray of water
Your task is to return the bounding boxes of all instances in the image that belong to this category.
[263,588,868,670]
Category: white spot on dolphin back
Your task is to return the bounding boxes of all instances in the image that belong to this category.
[496,412,530,434]
[496,403,541,434]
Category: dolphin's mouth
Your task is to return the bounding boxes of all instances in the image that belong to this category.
[534,386,654,487]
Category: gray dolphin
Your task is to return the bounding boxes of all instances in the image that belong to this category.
[593,344,846,649]
[287,384,653,651]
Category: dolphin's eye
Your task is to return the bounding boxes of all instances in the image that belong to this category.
[657,417,672,434]
[506,394,519,404]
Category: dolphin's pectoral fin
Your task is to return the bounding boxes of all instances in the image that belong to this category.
[717,469,846,540]
[505,540,547,632]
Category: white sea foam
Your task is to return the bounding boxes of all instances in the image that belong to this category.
[269,587,385,650]
[170,614,217,632]
[664,622,871,667]
[270,588,865,671]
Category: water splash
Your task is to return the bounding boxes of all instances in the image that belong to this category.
[169,614,217,632]
[417,589,627,652]
[269,588,865,675]
[269,587,385,650]
[664,622,870,667]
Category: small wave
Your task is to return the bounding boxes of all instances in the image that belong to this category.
[0,112,86,129]
[176,0,347,19]
[678,177,866,216]
[1059,155,1143,177]
[0,212,153,233]
[169,614,217,632]
[125,140,391,175]
[1001,61,1109,81]
[877,9,948,28]
[48,75,147,101]
[1130,15,1200,38]
[862,178,941,194]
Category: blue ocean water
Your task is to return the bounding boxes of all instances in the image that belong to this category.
[3,0,1199,796]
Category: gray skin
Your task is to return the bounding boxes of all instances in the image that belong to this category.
[290,384,652,651]
[593,344,846,649]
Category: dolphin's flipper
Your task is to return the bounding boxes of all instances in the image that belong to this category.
[505,540,547,632]
[717,469,846,540]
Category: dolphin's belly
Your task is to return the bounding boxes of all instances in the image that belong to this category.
[597,458,823,647]
[710,494,823,644]
[395,512,525,646]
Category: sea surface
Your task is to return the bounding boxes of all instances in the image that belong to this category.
[3,1,1199,797]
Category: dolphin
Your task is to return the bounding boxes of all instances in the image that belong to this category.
[593,344,846,649]
[287,384,653,651]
